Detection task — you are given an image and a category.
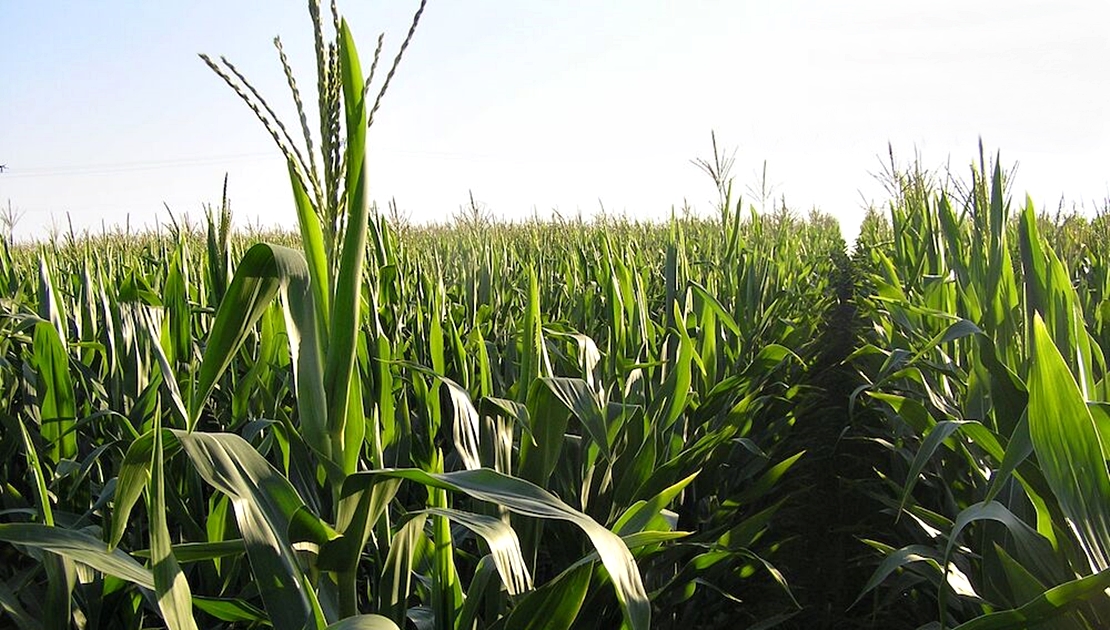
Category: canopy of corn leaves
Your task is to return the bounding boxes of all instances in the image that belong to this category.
[4,3,1110,630]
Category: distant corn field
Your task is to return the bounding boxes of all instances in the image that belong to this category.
[4,2,1110,629]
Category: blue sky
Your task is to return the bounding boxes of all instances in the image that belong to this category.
[2,1,1108,243]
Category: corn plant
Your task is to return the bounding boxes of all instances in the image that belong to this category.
[3,4,1037,630]
[0,3,683,629]
[852,153,1110,628]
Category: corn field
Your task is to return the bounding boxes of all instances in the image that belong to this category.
[4,3,1110,629]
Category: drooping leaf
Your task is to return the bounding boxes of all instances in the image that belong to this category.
[347,468,650,630]
[0,524,154,590]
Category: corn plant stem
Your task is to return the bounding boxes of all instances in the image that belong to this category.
[338,568,359,619]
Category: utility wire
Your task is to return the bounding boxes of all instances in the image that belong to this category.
[0,152,281,178]
[0,146,655,181]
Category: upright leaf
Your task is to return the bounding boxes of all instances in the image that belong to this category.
[1028,314,1110,572]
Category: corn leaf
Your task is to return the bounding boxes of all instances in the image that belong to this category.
[1028,314,1110,573]
[347,468,650,630]
[0,524,154,590]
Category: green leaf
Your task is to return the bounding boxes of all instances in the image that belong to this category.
[323,478,400,573]
[613,472,697,535]
[324,615,402,630]
[288,160,331,336]
[32,320,77,462]
[190,243,328,466]
[325,17,370,475]
[653,302,695,432]
[377,513,428,626]
[853,542,979,607]
[951,566,1110,630]
[1028,314,1110,572]
[192,596,268,624]
[16,414,55,527]
[0,578,42,630]
[898,420,969,518]
[149,419,199,630]
[991,544,1049,610]
[0,524,154,590]
[348,468,650,630]
[519,378,571,488]
[132,539,246,563]
[421,507,532,596]
[516,267,549,403]
[941,501,1062,610]
[537,377,611,462]
[455,555,498,630]
[110,429,158,549]
[906,319,982,367]
[503,563,592,630]
[689,280,741,336]
[173,430,327,630]
[733,451,805,505]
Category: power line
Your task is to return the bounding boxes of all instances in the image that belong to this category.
[0,145,658,181]
[0,151,282,178]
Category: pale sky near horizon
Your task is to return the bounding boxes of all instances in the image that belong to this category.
[2,1,1108,245]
